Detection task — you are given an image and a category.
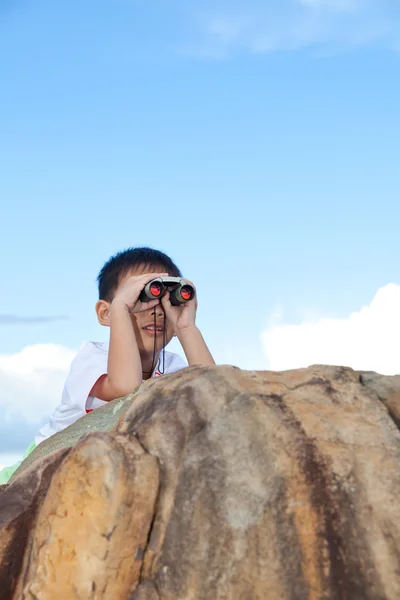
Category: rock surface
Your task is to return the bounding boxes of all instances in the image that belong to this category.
[1,364,400,600]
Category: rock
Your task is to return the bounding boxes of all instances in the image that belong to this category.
[1,365,400,600]
[360,372,400,427]
[0,448,70,600]
[13,433,159,600]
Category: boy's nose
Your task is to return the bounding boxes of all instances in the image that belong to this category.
[151,304,164,317]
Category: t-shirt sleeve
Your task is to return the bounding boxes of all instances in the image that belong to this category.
[64,342,108,412]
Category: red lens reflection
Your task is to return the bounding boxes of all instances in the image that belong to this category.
[181,287,193,300]
[150,284,162,297]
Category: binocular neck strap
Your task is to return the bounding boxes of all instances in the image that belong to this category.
[142,304,166,377]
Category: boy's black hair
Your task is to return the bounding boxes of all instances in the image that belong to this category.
[97,247,182,301]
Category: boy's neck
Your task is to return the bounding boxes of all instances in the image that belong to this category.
[140,349,161,380]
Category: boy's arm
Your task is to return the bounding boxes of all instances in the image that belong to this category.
[91,300,142,401]
[177,325,215,366]
[161,280,215,367]
[91,272,168,402]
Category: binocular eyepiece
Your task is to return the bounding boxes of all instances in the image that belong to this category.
[140,277,195,306]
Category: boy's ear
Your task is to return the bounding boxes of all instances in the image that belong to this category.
[96,300,111,326]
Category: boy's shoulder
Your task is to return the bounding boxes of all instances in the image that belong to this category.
[72,341,108,361]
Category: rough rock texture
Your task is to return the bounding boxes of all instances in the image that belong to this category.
[1,365,400,600]
[13,434,159,600]
[0,450,70,600]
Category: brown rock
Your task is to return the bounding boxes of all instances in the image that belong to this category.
[359,372,400,427]
[0,449,70,600]
[119,365,400,600]
[0,365,399,600]
[14,433,159,600]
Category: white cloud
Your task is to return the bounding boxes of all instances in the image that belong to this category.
[0,344,77,422]
[262,283,400,375]
[189,0,400,55]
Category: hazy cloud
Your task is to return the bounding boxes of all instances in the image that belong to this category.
[0,411,39,454]
[185,0,400,56]
[0,315,67,325]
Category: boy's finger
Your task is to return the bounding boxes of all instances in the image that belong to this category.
[140,272,168,282]
[161,293,171,307]
[147,299,160,308]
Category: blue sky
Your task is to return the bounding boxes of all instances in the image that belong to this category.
[0,0,399,459]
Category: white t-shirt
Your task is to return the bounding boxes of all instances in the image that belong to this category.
[35,341,187,445]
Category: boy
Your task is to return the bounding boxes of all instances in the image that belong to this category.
[0,247,214,483]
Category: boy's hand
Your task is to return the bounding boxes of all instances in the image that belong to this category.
[161,279,198,334]
[162,279,215,367]
[111,273,169,314]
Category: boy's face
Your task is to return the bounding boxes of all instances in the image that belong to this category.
[113,267,175,356]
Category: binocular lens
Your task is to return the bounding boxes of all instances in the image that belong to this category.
[180,286,193,301]
[149,283,163,297]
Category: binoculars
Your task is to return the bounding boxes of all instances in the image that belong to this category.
[140,277,195,306]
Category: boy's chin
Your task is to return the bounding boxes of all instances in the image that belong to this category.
[139,333,173,352]
[139,342,164,357]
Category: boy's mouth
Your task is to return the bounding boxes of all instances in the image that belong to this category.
[142,324,164,335]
